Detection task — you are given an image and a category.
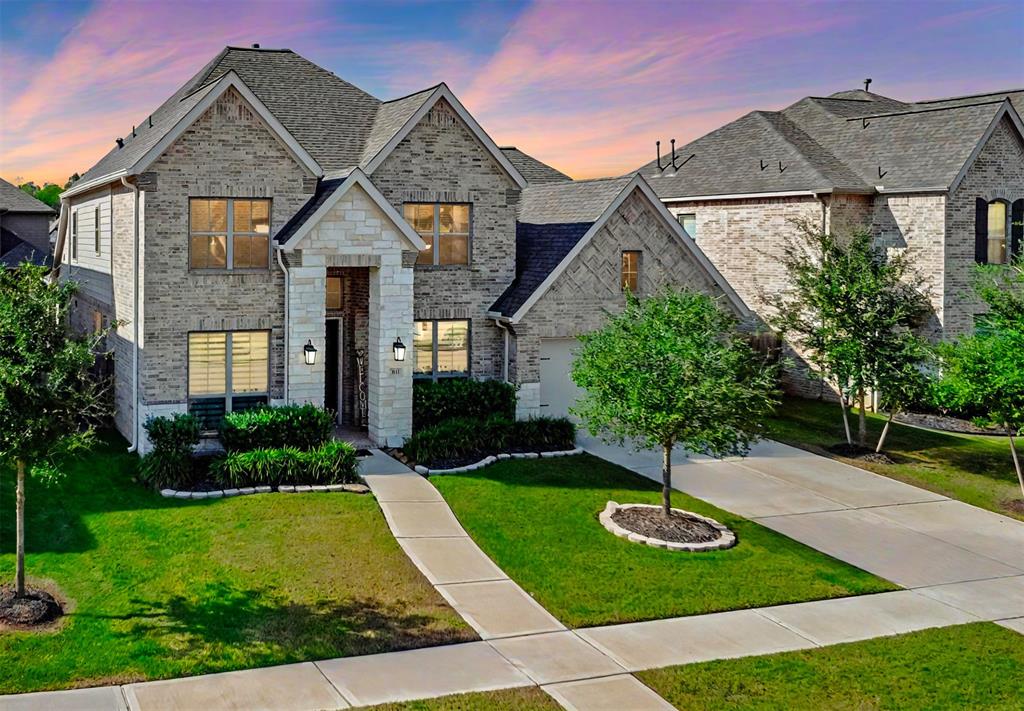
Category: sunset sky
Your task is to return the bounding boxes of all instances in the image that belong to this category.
[2,0,1022,186]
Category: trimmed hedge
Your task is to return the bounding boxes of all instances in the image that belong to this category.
[220,404,333,452]
[139,413,201,489]
[413,379,517,430]
[211,440,359,488]
[403,415,575,467]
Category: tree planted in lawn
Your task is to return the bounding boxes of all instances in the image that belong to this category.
[0,264,109,598]
[764,223,930,448]
[934,262,1024,498]
[571,289,779,516]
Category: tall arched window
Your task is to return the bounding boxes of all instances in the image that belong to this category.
[987,200,1008,264]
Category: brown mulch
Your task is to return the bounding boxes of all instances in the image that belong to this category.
[827,443,895,464]
[1004,499,1024,516]
[611,507,721,544]
[0,585,63,627]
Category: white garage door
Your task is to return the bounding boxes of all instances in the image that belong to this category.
[539,338,585,420]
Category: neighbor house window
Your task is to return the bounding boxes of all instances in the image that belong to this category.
[413,319,470,379]
[71,211,78,261]
[987,200,1008,265]
[403,203,470,265]
[189,198,270,270]
[94,206,101,254]
[621,251,641,293]
[188,330,269,428]
[326,276,342,310]
[677,213,697,239]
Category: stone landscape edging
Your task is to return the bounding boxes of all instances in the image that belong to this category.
[413,447,584,475]
[599,500,737,552]
[158,483,370,499]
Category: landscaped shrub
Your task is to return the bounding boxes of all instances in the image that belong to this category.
[220,404,333,452]
[212,440,358,488]
[139,413,201,489]
[413,379,517,430]
[403,415,575,467]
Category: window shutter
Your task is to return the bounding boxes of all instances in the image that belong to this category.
[1012,198,1023,261]
[974,198,988,264]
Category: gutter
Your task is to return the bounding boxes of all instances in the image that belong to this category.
[121,177,142,453]
[276,247,290,402]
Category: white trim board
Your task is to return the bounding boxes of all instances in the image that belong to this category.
[508,174,750,323]
[362,83,527,189]
[276,168,427,252]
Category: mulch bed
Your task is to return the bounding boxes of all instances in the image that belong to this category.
[1004,499,1024,516]
[610,507,721,544]
[0,585,63,628]
[827,443,895,465]
[894,412,1003,436]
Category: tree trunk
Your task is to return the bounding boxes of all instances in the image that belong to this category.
[838,393,853,446]
[857,386,867,448]
[1007,426,1024,500]
[15,459,26,597]
[661,442,672,518]
[876,410,895,454]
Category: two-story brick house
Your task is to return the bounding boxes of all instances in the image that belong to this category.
[635,87,1024,395]
[54,46,742,452]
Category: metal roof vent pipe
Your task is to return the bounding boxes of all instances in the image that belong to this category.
[670,138,677,169]
[252,43,260,48]
[656,140,663,171]
[864,78,872,92]
[115,137,124,149]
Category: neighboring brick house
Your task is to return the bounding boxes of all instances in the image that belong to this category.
[636,87,1024,395]
[54,46,740,452]
[0,177,54,269]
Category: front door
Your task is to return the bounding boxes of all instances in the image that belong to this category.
[325,319,342,422]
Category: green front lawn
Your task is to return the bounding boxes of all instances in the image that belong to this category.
[431,455,894,628]
[637,622,1024,710]
[0,435,474,694]
[766,396,1024,520]
[366,688,561,710]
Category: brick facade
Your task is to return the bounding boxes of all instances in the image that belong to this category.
[514,188,729,416]
[371,99,520,380]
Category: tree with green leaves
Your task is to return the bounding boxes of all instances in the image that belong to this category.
[763,223,930,449]
[0,264,110,598]
[571,289,779,517]
[17,181,62,209]
[934,262,1024,498]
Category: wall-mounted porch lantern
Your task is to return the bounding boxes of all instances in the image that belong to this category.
[393,336,406,362]
[303,339,318,366]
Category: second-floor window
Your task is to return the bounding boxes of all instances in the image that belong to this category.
[403,203,470,266]
[987,200,1008,265]
[94,206,101,254]
[621,250,641,293]
[677,213,697,239]
[189,198,270,271]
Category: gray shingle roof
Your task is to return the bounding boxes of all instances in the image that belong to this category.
[0,227,51,269]
[517,176,632,224]
[639,88,1023,198]
[0,178,56,213]
[80,47,384,183]
[358,87,439,169]
[490,176,634,317]
[500,147,572,184]
[273,177,347,245]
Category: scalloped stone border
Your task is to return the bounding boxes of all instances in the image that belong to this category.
[413,447,583,475]
[599,501,737,552]
[159,483,370,499]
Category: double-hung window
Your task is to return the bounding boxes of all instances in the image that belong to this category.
[413,319,470,379]
[403,203,470,265]
[677,213,697,239]
[189,198,270,270]
[188,330,269,428]
[987,200,1008,265]
[621,251,641,293]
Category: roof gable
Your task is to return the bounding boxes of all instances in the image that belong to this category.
[361,84,526,188]
[0,178,55,214]
[275,169,426,252]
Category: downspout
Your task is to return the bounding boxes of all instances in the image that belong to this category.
[276,247,290,402]
[494,319,510,382]
[122,177,141,453]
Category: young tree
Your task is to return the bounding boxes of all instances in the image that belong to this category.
[934,262,1024,498]
[571,289,779,517]
[0,264,108,597]
[763,223,930,448]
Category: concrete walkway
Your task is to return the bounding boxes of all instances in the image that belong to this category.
[6,444,1023,711]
